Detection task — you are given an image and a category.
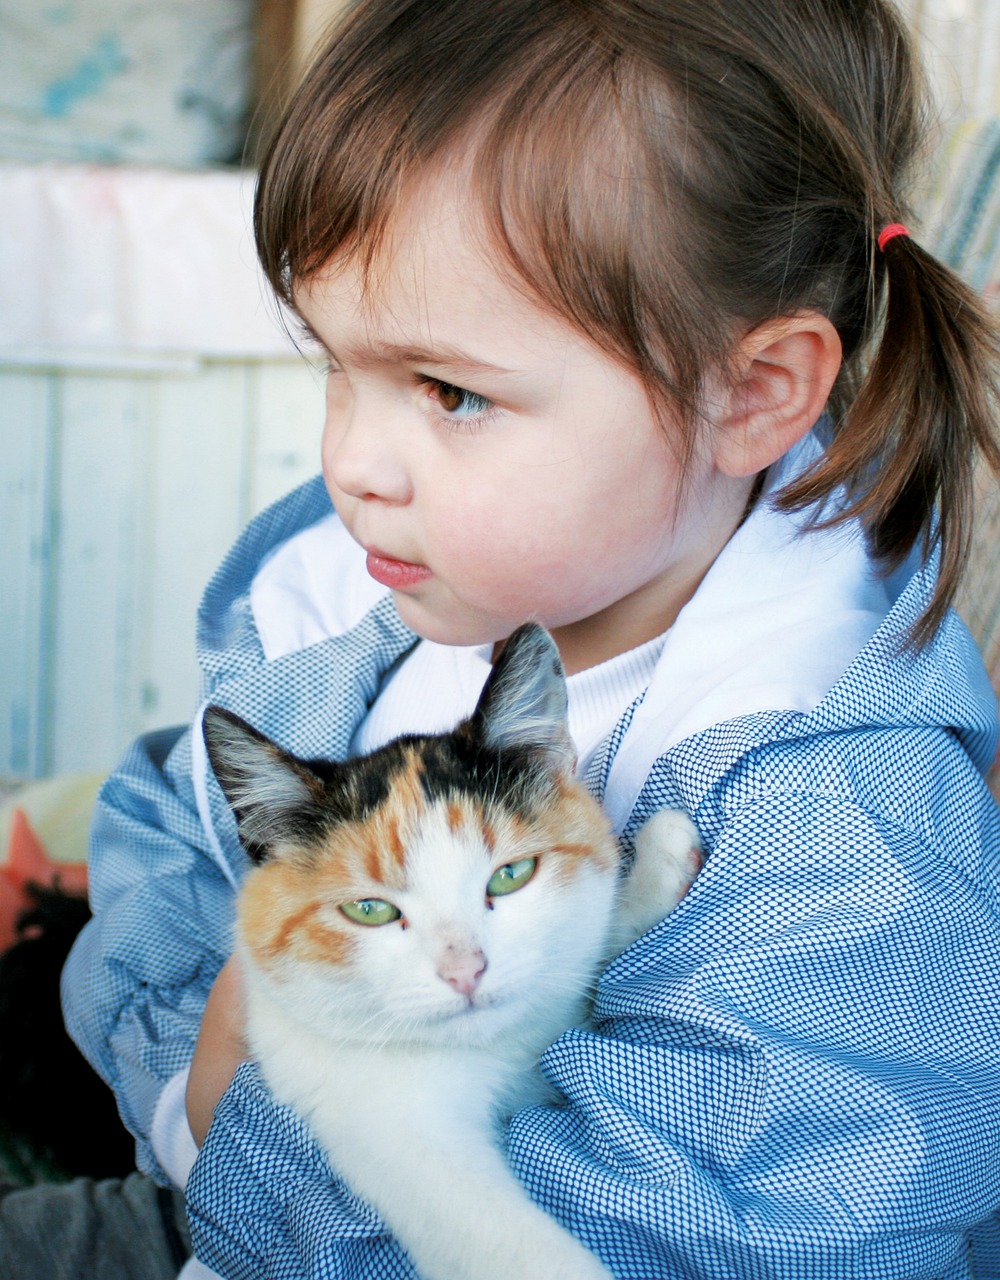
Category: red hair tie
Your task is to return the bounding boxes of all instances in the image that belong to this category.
[877,223,910,252]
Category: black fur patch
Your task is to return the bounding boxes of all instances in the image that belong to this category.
[205,622,567,860]
[379,732,550,818]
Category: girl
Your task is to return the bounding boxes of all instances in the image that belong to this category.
[62,0,1000,1276]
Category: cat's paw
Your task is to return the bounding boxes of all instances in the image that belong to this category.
[611,810,703,953]
[633,809,703,906]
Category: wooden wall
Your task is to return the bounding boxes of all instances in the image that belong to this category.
[0,356,322,777]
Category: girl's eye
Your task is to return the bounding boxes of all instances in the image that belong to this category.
[486,858,538,898]
[340,898,402,927]
[422,377,495,424]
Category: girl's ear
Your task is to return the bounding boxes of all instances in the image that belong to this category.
[710,312,842,478]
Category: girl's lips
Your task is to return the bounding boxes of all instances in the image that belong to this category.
[365,551,432,589]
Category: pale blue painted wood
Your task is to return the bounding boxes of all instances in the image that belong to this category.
[141,364,253,738]
[0,372,56,776]
[247,360,325,515]
[0,355,324,780]
[50,373,149,775]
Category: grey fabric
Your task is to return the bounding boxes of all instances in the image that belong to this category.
[0,1173,190,1280]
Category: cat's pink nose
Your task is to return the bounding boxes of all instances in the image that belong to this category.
[438,948,488,997]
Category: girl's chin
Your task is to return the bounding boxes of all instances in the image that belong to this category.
[390,596,506,650]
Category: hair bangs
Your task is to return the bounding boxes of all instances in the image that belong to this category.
[470,52,724,445]
[253,0,589,306]
[255,0,719,455]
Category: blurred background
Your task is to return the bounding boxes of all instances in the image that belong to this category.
[0,0,999,788]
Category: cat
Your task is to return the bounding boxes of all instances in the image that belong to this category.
[202,622,702,1280]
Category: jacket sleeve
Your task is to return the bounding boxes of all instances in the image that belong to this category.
[61,723,236,1184]
[185,789,1000,1279]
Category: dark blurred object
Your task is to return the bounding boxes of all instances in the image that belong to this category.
[250,0,298,161]
[0,884,136,1184]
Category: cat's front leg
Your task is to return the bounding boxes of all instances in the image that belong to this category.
[609,809,703,956]
[265,1036,613,1280]
[342,1129,616,1280]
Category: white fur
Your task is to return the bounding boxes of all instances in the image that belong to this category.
[240,802,701,1280]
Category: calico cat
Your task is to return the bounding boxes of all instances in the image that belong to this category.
[203,623,701,1280]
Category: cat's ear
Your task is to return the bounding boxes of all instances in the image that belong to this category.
[202,706,328,864]
[471,624,575,776]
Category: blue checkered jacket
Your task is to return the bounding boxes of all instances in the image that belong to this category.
[64,476,1000,1279]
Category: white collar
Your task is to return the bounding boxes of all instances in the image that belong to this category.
[351,627,667,782]
[251,510,386,662]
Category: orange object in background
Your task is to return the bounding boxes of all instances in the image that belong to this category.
[0,809,88,954]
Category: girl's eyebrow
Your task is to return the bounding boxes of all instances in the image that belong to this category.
[361,339,516,377]
[293,317,515,376]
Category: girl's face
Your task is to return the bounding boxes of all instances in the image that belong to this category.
[298,180,753,674]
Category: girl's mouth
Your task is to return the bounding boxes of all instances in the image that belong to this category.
[365,551,432,589]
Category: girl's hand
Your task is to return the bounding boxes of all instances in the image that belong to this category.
[186,954,249,1148]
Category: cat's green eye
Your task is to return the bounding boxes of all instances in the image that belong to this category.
[340,898,402,927]
[486,858,538,897]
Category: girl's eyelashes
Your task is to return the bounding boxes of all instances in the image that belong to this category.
[291,324,498,425]
[293,317,329,358]
[293,319,345,377]
[418,375,497,428]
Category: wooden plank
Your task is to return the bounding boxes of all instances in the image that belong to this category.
[49,375,149,775]
[0,372,55,777]
[246,358,325,518]
[4,357,323,779]
[141,365,252,735]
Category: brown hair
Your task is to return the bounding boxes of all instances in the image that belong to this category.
[255,0,1000,645]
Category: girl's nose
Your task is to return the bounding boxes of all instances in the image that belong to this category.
[323,405,412,505]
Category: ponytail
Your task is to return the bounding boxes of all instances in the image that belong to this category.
[775,230,1000,647]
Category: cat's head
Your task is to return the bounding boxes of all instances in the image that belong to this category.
[203,624,619,1048]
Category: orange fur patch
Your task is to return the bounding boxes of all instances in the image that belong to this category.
[512,781,618,884]
[362,829,384,884]
[383,817,406,867]
[239,860,355,968]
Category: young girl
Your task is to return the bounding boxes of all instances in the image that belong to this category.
[60,0,1000,1276]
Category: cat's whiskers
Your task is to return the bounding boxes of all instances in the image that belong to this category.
[349,1007,416,1050]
